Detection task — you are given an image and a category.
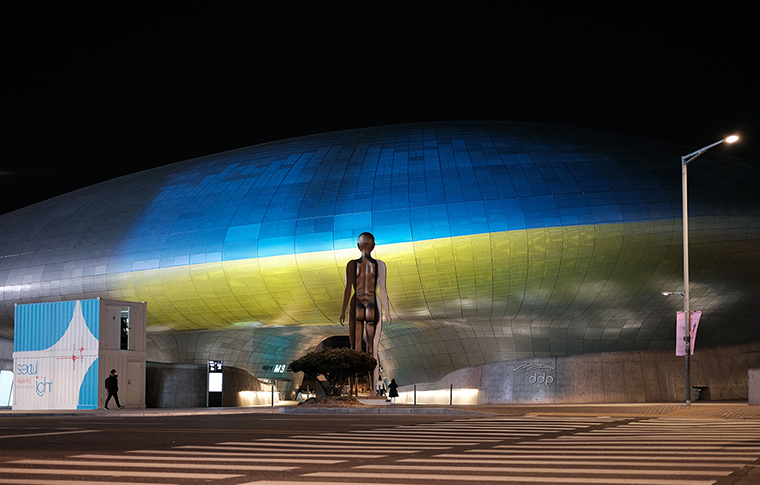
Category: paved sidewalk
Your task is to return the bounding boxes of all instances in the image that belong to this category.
[3,400,760,419]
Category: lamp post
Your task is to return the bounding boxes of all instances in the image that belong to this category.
[677,135,738,406]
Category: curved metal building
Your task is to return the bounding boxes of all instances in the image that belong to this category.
[1,121,759,385]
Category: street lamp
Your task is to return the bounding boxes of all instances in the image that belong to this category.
[679,134,739,405]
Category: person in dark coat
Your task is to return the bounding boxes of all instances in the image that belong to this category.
[388,378,399,404]
[104,369,124,410]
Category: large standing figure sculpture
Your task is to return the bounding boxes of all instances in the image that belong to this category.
[340,232,391,396]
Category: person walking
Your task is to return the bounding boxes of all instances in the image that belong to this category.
[104,369,124,410]
[388,378,399,404]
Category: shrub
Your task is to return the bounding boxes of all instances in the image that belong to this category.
[289,347,377,396]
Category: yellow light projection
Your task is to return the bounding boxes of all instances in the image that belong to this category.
[105,221,679,332]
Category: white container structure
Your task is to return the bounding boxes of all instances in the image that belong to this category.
[12,299,146,410]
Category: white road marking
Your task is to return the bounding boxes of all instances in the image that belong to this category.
[407,425,589,430]
[456,452,758,460]
[495,444,760,451]
[270,436,484,447]
[581,430,760,435]
[304,472,717,484]
[539,437,756,446]
[72,453,345,464]
[398,424,586,428]
[447,417,618,422]
[354,463,730,476]
[399,457,746,467]
[10,459,296,471]
[240,482,419,485]
[302,432,505,440]
[553,436,760,442]
[0,468,240,479]
[0,430,99,439]
[0,480,174,485]
[127,449,386,458]
[343,430,544,437]
[261,418,363,420]
[216,441,448,449]
[177,444,420,454]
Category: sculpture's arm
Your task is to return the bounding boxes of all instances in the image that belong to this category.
[339,260,355,325]
[377,260,391,324]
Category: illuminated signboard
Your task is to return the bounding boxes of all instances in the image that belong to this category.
[207,360,223,398]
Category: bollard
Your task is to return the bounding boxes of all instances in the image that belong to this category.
[414,384,417,405]
[271,385,274,407]
[450,384,453,405]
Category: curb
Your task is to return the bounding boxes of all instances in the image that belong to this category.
[279,406,492,415]
[0,406,282,418]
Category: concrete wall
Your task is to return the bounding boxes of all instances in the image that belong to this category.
[749,369,760,406]
[222,366,274,406]
[401,340,760,403]
[146,362,207,408]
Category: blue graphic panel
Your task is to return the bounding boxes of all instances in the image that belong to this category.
[77,358,99,410]
[14,301,76,352]
[14,300,100,351]
[80,300,100,339]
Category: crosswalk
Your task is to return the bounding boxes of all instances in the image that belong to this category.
[2,416,760,484]
[291,417,760,485]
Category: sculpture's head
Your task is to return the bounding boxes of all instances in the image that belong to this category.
[357,232,375,256]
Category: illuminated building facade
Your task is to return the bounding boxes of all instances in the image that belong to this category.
[1,121,759,388]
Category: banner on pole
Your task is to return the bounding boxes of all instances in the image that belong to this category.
[676,311,702,356]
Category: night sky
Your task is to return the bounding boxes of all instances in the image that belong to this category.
[2,4,757,216]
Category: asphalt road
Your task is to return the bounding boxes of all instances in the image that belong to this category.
[2,411,760,484]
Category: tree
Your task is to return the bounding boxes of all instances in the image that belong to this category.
[289,347,377,396]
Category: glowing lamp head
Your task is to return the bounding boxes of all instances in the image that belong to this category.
[725,135,739,143]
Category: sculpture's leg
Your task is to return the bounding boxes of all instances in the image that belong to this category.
[366,321,380,397]
[371,365,379,397]
[350,320,360,397]
[372,319,383,398]
[348,316,356,350]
